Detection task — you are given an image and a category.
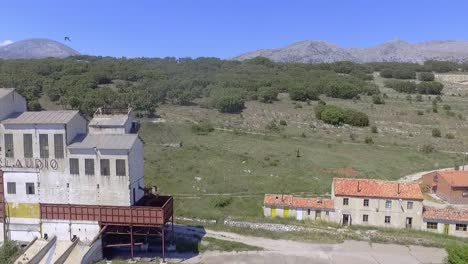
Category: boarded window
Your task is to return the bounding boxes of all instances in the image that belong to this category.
[7,182,16,194]
[116,159,126,176]
[385,200,392,208]
[54,134,64,159]
[427,222,438,229]
[26,182,35,195]
[69,158,79,175]
[39,134,49,158]
[100,159,110,176]
[407,201,413,210]
[385,216,391,224]
[85,159,95,176]
[4,134,14,158]
[23,134,33,158]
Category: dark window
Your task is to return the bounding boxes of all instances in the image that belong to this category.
[456,224,467,231]
[100,159,110,176]
[116,159,126,176]
[23,134,33,158]
[325,211,329,216]
[69,158,79,175]
[385,216,391,224]
[343,198,349,206]
[4,134,14,158]
[7,182,16,194]
[427,222,438,229]
[307,209,311,215]
[363,199,369,207]
[26,183,35,195]
[385,200,392,209]
[407,201,413,210]
[39,134,49,158]
[85,159,95,176]
[54,134,64,159]
[363,214,368,222]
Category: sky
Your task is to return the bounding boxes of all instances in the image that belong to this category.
[2,0,468,58]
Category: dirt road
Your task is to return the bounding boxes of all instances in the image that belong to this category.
[176,225,447,264]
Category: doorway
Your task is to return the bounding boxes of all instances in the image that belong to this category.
[444,224,450,235]
[342,214,351,226]
[315,210,321,220]
[406,217,412,229]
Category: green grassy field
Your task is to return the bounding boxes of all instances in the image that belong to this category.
[140,119,457,220]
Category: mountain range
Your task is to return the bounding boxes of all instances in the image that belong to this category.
[0,38,79,59]
[233,39,468,64]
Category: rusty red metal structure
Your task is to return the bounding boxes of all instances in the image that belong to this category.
[40,195,174,260]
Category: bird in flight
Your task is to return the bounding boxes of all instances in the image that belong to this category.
[64,36,71,42]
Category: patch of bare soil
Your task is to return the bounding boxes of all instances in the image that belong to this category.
[335,167,359,177]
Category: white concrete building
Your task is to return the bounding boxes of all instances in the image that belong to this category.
[332,178,424,229]
[0,88,145,242]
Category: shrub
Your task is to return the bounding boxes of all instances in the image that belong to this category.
[418,72,435,81]
[191,122,215,135]
[344,109,370,127]
[279,119,287,126]
[420,144,435,153]
[265,120,280,132]
[392,68,416,79]
[406,95,412,102]
[289,85,308,101]
[446,243,468,264]
[416,81,444,95]
[446,133,455,139]
[371,125,378,133]
[316,104,369,127]
[415,94,423,102]
[432,128,441,138]
[416,110,424,116]
[372,95,385,104]
[257,86,278,103]
[443,104,451,111]
[384,80,417,93]
[0,241,19,264]
[320,105,346,125]
[364,136,374,144]
[213,196,233,208]
[214,94,245,113]
[380,68,394,78]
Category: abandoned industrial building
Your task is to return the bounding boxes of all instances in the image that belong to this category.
[265,177,468,238]
[0,88,174,262]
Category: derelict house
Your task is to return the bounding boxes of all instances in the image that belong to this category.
[0,88,174,262]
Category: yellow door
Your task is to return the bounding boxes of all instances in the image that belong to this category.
[271,206,276,217]
[444,224,449,235]
[284,206,289,217]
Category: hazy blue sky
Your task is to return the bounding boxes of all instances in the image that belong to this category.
[2,0,468,58]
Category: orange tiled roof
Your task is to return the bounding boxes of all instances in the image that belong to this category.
[292,197,334,210]
[437,171,468,187]
[333,178,423,200]
[264,194,293,207]
[423,207,468,223]
[264,194,334,209]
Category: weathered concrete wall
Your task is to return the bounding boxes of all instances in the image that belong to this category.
[129,139,144,204]
[0,90,26,121]
[42,220,71,240]
[422,221,468,238]
[333,196,423,229]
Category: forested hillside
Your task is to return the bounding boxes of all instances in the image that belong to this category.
[0,56,463,117]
